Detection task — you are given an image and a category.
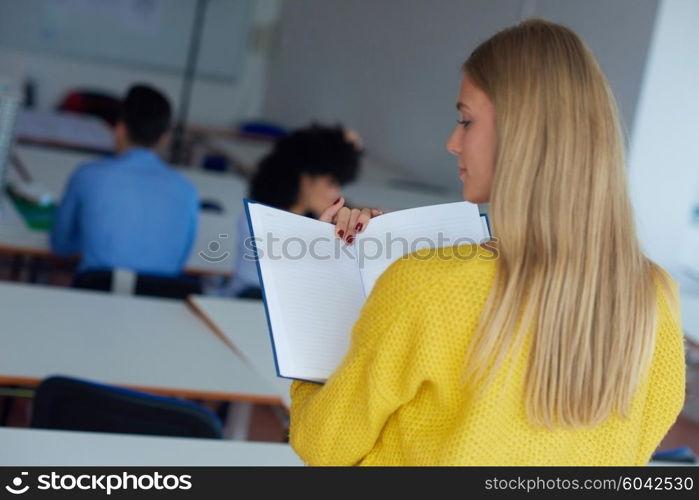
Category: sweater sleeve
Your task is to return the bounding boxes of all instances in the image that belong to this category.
[636,283,686,464]
[288,258,430,466]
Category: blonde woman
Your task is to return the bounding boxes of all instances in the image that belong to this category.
[288,19,686,466]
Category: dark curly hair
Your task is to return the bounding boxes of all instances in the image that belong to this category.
[249,124,362,209]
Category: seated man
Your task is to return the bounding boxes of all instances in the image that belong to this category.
[51,84,198,276]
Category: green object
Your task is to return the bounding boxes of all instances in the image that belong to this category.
[5,186,55,232]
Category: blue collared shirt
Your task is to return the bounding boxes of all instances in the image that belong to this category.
[51,148,199,275]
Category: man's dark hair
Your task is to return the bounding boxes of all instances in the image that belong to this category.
[249,124,362,209]
[120,84,172,147]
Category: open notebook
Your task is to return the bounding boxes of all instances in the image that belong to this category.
[244,198,490,383]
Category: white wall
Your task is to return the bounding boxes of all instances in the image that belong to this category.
[530,0,658,142]
[628,0,699,271]
[0,0,282,127]
[264,0,659,193]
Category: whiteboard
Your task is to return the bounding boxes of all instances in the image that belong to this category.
[0,0,252,82]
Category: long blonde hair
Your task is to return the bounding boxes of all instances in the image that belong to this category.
[462,19,677,428]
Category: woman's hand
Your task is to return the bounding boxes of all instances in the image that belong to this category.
[319,197,382,245]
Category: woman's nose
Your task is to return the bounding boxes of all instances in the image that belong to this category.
[446,127,461,156]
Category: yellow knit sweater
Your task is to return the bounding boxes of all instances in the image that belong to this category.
[288,244,686,466]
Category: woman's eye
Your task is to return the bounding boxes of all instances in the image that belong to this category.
[457,119,471,128]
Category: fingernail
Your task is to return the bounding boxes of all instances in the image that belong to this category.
[333,197,342,205]
[355,223,363,232]
[338,229,344,238]
[347,235,354,244]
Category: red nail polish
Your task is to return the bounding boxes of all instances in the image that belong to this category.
[355,223,362,232]
[347,235,354,244]
[338,230,344,238]
[333,197,342,205]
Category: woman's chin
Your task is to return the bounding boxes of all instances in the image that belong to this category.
[464,189,488,205]
[463,188,478,203]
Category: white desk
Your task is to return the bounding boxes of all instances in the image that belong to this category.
[188,296,291,408]
[1,144,246,276]
[0,428,302,466]
[15,109,115,153]
[0,282,281,405]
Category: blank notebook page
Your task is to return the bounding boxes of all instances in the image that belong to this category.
[249,204,365,381]
[357,201,486,296]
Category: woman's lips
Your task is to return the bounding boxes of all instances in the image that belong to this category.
[459,168,467,178]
